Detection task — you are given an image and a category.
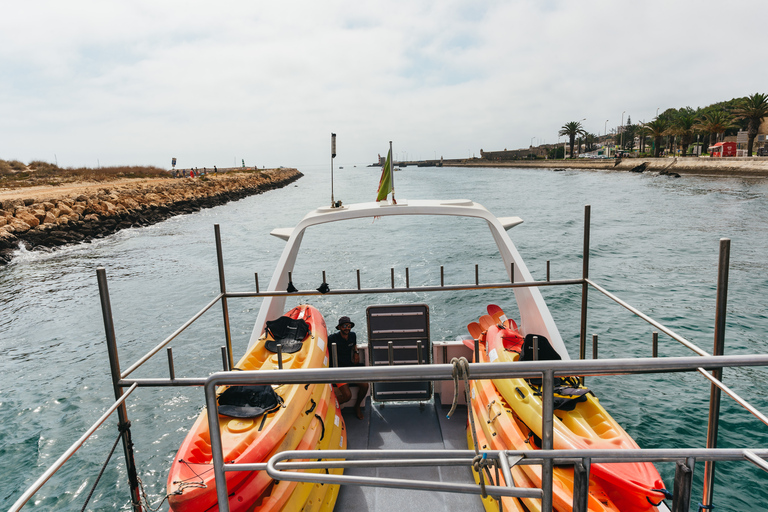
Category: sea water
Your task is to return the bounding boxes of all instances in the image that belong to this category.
[2,165,768,511]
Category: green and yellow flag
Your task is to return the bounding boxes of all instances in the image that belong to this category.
[376,149,393,202]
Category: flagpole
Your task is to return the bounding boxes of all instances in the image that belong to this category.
[331,133,337,207]
[389,140,395,204]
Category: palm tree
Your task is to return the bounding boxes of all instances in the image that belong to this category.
[732,93,768,156]
[695,109,735,151]
[642,118,668,157]
[669,108,698,156]
[558,121,585,158]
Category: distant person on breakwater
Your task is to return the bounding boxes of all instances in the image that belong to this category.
[214,165,218,173]
[328,316,369,420]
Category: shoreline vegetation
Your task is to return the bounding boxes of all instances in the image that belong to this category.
[0,166,302,264]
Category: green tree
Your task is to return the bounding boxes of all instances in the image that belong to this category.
[548,145,565,159]
[732,93,768,156]
[584,132,598,152]
[642,118,669,157]
[695,109,735,151]
[558,121,585,158]
[669,107,698,157]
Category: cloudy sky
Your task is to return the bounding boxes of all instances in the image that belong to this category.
[2,0,766,171]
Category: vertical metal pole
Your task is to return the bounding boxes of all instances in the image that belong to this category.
[541,369,554,512]
[167,348,176,380]
[221,346,229,371]
[702,238,730,509]
[357,269,361,290]
[406,268,410,288]
[579,205,591,361]
[391,268,395,289]
[417,341,423,364]
[652,331,659,358]
[96,268,143,512]
[592,334,598,360]
[572,459,590,512]
[206,381,231,512]
[388,341,394,366]
[532,336,539,361]
[330,133,336,206]
[214,225,234,371]
[475,264,479,285]
[331,343,339,368]
[474,338,480,363]
[672,457,695,512]
[510,262,514,283]
[254,272,259,293]
[440,266,444,287]
[546,260,550,282]
[276,344,283,369]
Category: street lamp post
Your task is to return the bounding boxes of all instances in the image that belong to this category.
[604,120,609,137]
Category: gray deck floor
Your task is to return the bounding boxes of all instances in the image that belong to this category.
[336,395,485,511]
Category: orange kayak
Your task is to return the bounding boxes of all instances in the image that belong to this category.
[484,322,667,512]
[470,341,623,512]
[167,304,329,512]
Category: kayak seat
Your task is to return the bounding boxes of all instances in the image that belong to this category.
[264,316,310,354]
[217,385,283,418]
[520,334,561,362]
[522,334,591,409]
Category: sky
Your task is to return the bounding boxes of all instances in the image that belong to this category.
[2,0,766,171]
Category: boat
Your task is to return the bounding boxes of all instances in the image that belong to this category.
[12,195,768,512]
[166,304,341,512]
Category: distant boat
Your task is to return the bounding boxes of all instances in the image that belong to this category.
[339,166,344,169]
[394,167,401,172]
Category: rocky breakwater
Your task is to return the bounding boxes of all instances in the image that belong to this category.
[0,168,302,264]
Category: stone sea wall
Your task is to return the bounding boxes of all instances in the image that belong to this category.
[0,168,302,264]
[452,157,768,177]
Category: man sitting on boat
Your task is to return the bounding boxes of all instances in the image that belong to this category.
[328,316,369,419]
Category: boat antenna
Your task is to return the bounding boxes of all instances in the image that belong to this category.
[330,133,337,207]
[390,140,395,204]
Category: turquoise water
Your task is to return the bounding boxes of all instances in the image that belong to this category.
[2,165,768,511]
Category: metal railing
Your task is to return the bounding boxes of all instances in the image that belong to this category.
[12,208,768,512]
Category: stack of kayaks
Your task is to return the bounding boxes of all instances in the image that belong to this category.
[466,305,668,512]
[167,304,347,512]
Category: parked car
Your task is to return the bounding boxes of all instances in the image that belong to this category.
[757,147,768,157]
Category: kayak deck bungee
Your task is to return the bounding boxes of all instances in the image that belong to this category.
[480,309,667,512]
[470,339,623,512]
[168,304,330,512]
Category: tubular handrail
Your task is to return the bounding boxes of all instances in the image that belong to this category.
[586,278,708,357]
[10,383,138,512]
[223,277,584,298]
[120,294,223,379]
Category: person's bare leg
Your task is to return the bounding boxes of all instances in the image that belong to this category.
[335,385,351,405]
[354,383,369,420]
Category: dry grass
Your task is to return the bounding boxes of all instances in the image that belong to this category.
[0,160,170,188]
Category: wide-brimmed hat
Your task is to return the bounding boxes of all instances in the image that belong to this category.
[336,316,355,330]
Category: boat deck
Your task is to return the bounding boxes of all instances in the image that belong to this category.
[338,396,484,511]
